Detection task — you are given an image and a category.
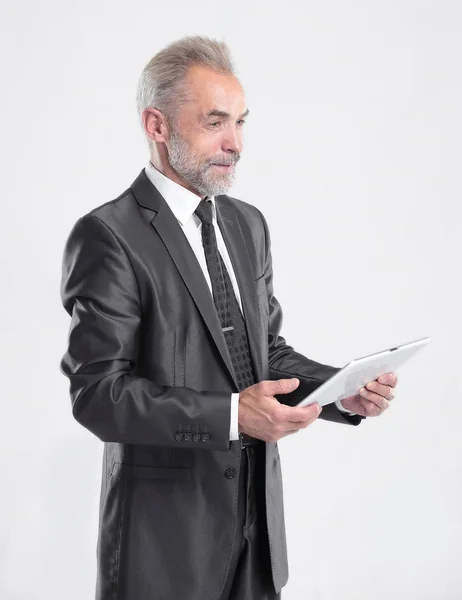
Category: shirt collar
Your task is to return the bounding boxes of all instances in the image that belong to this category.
[145,161,216,226]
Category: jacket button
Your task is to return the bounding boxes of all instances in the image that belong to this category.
[225,467,236,479]
[184,432,192,442]
[175,432,184,442]
[193,433,201,443]
[201,433,211,443]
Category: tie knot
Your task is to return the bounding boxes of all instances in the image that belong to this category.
[194,198,213,225]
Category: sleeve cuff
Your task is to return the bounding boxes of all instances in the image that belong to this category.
[229,392,240,440]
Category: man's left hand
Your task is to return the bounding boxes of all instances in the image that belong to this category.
[340,372,398,417]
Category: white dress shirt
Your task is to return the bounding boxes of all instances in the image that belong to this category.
[144,162,354,442]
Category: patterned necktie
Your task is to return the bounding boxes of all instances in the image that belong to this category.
[194,198,260,446]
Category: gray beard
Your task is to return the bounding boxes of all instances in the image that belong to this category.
[167,130,237,197]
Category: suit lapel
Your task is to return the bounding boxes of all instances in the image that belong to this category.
[131,169,262,388]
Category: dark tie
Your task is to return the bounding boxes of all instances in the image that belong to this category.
[194,198,261,447]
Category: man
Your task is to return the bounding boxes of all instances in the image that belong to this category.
[60,36,398,600]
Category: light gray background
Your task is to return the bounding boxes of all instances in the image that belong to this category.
[1,1,461,599]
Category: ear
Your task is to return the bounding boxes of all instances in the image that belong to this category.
[142,108,169,145]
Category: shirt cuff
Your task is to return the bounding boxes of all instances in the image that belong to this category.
[229,392,240,440]
[335,398,356,415]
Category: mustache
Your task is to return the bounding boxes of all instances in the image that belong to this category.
[208,154,240,167]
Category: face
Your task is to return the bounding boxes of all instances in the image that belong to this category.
[165,65,248,197]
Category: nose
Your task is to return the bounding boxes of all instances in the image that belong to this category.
[223,125,242,155]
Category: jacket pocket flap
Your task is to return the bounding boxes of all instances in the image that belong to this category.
[117,463,191,481]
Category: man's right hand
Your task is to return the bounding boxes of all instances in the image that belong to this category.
[238,378,322,443]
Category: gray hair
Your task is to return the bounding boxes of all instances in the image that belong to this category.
[136,35,236,148]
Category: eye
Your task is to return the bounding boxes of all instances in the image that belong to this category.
[237,119,246,126]
[210,121,222,127]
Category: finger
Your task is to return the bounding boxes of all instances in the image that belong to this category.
[284,403,322,423]
[365,380,394,401]
[358,396,384,416]
[359,386,390,410]
[377,372,398,388]
[276,404,319,425]
[283,429,300,437]
[264,377,300,395]
[357,395,372,414]
[285,410,320,433]
[304,410,322,426]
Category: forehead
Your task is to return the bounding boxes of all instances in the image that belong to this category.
[182,64,246,116]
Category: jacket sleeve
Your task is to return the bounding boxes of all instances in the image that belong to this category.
[59,214,233,450]
[256,209,364,426]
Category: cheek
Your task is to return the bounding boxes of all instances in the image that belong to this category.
[202,136,222,156]
[189,133,215,161]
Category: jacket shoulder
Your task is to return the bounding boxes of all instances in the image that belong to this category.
[82,188,136,222]
[67,188,139,243]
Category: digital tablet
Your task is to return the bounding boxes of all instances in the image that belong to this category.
[296,336,431,408]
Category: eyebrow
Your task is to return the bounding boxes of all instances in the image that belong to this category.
[204,108,250,120]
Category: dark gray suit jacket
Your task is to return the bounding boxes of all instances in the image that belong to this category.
[60,168,363,600]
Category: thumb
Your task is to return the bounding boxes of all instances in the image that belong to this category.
[274,377,300,394]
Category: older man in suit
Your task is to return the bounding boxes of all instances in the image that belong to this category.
[60,35,398,600]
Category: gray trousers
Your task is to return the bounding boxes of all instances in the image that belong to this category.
[220,443,282,600]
